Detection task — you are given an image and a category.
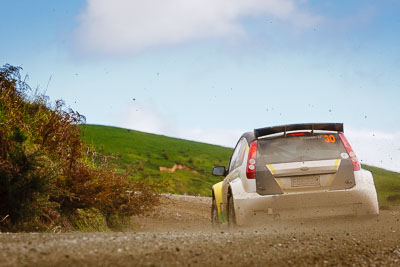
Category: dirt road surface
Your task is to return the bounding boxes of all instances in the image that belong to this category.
[1,194,399,266]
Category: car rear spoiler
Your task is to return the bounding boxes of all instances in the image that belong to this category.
[254,123,344,139]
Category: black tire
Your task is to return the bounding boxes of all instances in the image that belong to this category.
[227,194,236,228]
[211,197,218,226]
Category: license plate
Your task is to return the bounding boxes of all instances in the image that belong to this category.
[291,176,320,187]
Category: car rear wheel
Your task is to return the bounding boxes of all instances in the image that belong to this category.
[227,194,236,228]
[211,197,218,226]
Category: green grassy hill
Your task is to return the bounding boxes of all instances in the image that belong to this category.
[81,125,233,196]
[81,125,400,208]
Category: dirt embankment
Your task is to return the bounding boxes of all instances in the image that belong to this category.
[1,195,400,266]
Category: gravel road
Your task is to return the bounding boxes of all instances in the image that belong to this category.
[1,195,399,266]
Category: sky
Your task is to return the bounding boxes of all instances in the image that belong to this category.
[1,0,400,172]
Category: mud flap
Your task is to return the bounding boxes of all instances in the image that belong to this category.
[212,181,226,224]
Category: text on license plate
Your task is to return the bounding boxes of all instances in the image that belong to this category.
[291,176,320,187]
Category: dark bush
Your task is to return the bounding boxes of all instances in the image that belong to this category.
[0,64,159,232]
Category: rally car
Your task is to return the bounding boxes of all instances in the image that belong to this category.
[211,123,379,226]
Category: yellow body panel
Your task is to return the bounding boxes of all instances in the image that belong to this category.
[212,181,225,223]
[212,181,223,213]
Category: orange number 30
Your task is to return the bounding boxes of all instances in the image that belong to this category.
[324,134,336,143]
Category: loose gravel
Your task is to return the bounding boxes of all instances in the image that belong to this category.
[1,195,399,266]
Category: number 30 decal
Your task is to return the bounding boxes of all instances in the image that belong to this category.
[324,134,336,143]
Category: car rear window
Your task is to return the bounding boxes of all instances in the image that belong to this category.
[258,133,347,164]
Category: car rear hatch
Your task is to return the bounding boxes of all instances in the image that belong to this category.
[255,133,356,195]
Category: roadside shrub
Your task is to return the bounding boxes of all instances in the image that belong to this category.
[0,64,159,232]
[71,208,108,232]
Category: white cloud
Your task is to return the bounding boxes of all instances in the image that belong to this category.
[117,103,176,136]
[178,128,245,147]
[346,128,400,173]
[75,0,321,55]
[116,103,243,147]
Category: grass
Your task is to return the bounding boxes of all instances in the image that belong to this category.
[362,165,400,209]
[81,125,400,208]
[80,124,233,196]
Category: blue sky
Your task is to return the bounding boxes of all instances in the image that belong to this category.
[1,0,400,171]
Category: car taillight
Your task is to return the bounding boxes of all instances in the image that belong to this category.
[246,140,258,179]
[338,133,360,171]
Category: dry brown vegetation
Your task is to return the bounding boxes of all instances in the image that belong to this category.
[0,64,159,232]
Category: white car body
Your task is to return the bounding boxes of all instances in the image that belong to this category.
[229,160,379,225]
[211,123,379,226]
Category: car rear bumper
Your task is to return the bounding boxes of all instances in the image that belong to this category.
[230,170,379,225]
